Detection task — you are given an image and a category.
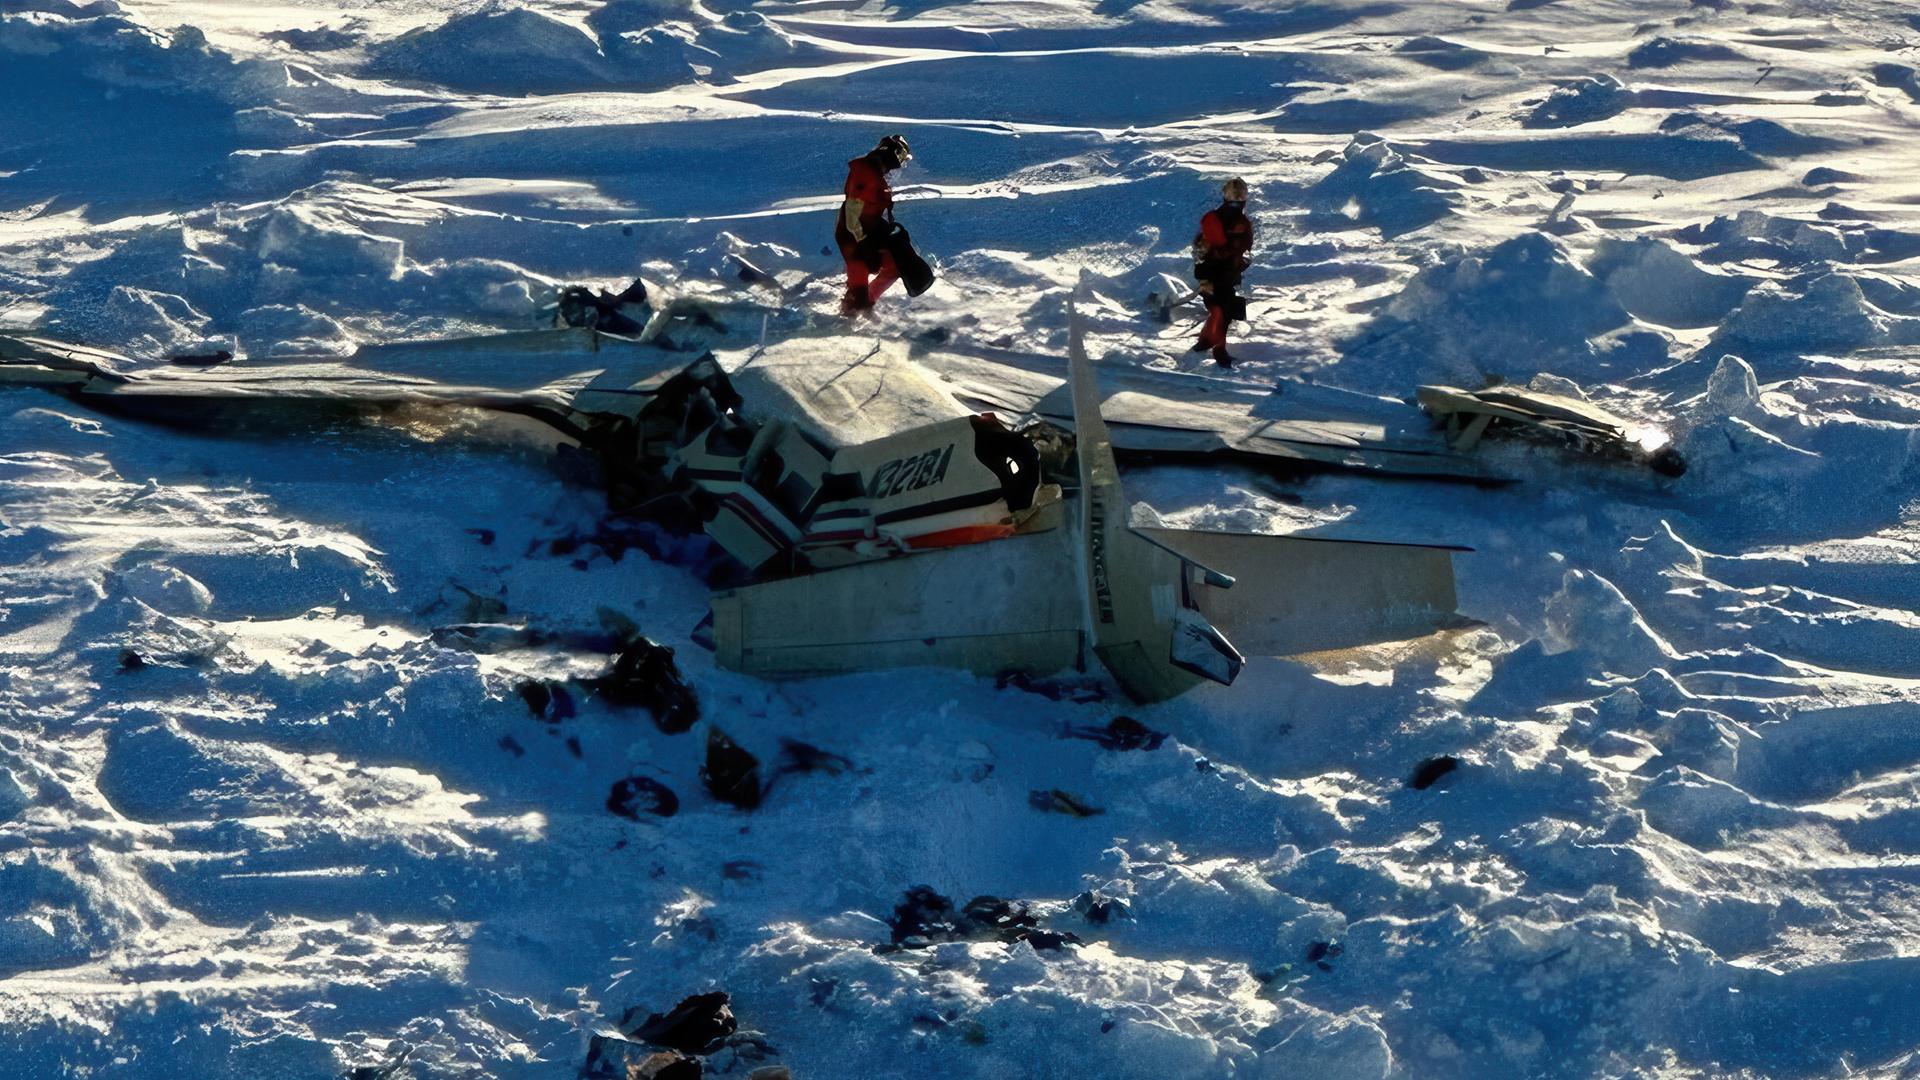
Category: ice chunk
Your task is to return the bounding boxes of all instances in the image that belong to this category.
[1703,354,1760,418]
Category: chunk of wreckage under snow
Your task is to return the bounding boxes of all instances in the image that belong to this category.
[1417,381,1686,476]
[0,294,1472,702]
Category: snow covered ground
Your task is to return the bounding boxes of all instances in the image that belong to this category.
[4,0,1920,1076]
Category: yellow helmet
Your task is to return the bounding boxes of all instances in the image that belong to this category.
[1222,177,1249,201]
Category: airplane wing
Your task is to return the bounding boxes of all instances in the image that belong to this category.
[921,347,1497,482]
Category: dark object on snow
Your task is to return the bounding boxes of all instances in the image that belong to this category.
[1065,715,1166,752]
[168,349,231,366]
[886,225,935,297]
[1409,755,1460,790]
[1418,383,1687,477]
[995,672,1108,703]
[1307,939,1344,971]
[886,886,1081,951]
[1022,929,1080,950]
[627,992,736,1055]
[1072,890,1130,925]
[517,679,577,723]
[116,647,202,672]
[701,728,763,809]
[765,738,854,792]
[889,886,967,944]
[554,279,650,336]
[628,1051,702,1080]
[1028,788,1104,817]
[517,682,550,715]
[265,23,362,52]
[608,776,680,819]
[587,639,700,734]
[962,895,1040,938]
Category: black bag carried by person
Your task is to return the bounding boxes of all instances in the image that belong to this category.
[887,225,936,297]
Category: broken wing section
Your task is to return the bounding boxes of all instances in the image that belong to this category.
[1417,382,1685,476]
[0,335,133,385]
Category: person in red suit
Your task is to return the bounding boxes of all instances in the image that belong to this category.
[1191,177,1255,367]
[836,134,912,317]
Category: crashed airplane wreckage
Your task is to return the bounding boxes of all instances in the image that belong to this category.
[1,298,1471,702]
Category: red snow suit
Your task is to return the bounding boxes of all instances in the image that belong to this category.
[1193,204,1254,352]
[836,153,898,305]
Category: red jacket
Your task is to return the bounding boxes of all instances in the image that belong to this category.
[1194,205,1254,282]
[837,154,893,249]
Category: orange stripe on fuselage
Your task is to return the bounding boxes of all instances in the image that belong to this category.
[905,524,1018,550]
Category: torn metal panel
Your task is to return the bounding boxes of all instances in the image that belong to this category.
[670,416,831,574]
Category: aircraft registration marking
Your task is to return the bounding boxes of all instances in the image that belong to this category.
[868,443,957,499]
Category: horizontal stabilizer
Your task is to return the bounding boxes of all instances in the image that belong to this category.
[1134,526,1464,657]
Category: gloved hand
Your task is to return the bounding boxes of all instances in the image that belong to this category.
[1197,280,1215,296]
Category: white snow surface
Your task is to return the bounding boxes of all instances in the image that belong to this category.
[4,0,1920,1077]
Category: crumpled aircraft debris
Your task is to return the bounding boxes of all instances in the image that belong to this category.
[1418,381,1687,475]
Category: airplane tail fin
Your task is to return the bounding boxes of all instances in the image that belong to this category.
[1067,296,1243,700]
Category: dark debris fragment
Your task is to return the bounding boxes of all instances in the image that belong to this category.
[701,728,763,810]
[1072,890,1130,925]
[608,776,679,819]
[587,639,700,734]
[883,886,1083,953]
[624,992,736,1055]
[1064,715,1166,752]
[1028,789,1104,817]
[1409,755,1460,790]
